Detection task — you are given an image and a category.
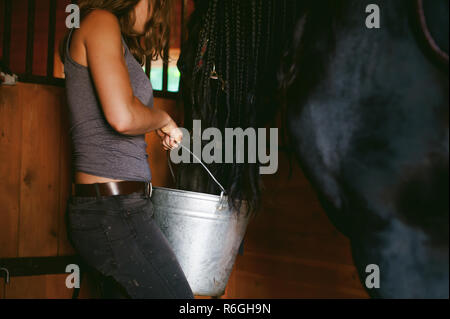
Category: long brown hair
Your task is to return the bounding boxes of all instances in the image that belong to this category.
[60,0,172,65]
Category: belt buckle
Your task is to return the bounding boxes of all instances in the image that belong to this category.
[145,182,153,198]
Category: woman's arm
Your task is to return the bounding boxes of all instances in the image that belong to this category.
[79,9,179,143]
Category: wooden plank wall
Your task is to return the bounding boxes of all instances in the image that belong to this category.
[0,83,71,258]
[0,83,368,298]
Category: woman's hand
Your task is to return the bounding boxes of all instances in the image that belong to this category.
[156,118,183,151]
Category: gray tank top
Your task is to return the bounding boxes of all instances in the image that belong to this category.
[64,28,153,182]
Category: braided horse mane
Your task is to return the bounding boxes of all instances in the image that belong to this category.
[177,0,304,212]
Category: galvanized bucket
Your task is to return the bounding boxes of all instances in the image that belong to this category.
[151,145,252,296]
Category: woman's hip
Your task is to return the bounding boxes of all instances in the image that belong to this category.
[66,192,154,269]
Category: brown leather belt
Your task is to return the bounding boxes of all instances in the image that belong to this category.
[73,181,152,198]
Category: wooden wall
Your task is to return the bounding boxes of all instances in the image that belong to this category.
[0,82,368,298]
[0,83,70,258]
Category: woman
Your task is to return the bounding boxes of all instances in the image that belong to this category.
[61,0,194,299]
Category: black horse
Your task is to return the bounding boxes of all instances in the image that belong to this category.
[279,0,448,298]
[178,0,449,298]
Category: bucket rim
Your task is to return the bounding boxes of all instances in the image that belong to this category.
[152,186,250,210]
[152,186,225,202]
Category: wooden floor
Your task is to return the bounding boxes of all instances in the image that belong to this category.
[0,83,368,298]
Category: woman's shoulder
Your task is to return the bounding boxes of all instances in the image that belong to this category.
[66,9,124,69]
[83,9,119,27]
[79,9,122,40]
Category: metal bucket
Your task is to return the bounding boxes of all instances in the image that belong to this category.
[151,145,252,296]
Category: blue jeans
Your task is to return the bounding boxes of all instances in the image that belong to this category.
[66,191,194,299]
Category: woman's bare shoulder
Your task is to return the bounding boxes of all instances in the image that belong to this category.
[79,9,122,43]
[83,9,120,27]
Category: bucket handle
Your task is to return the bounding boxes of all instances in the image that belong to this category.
[167,143,227,203]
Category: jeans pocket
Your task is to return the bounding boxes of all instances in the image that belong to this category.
[102,213,135,242]
[142,200,155,222]
[68,211,104,231]
[69,197,102,211]
[122,196,152,216]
